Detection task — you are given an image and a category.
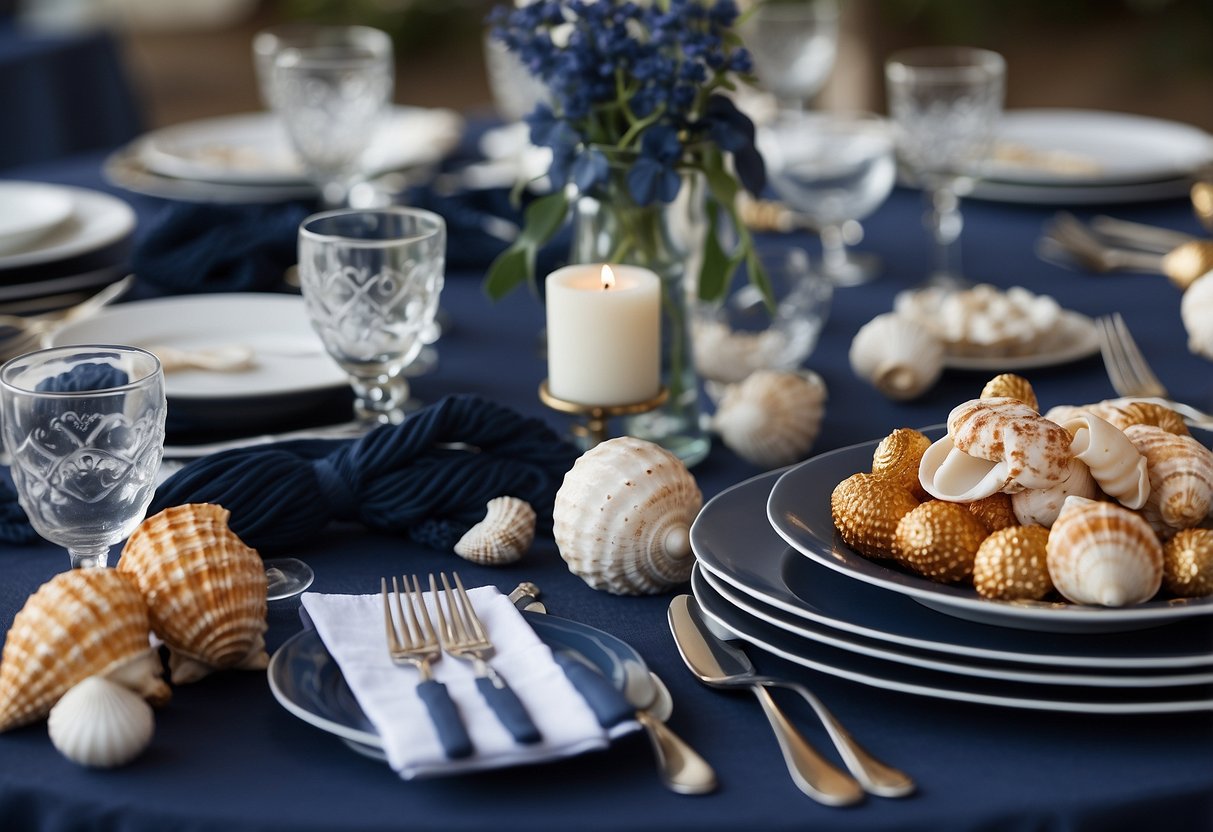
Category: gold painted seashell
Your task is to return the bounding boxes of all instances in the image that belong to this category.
[454,496,536,566]
[119,503,268,684]
[979,373,1038,412]
[553,437,702,595]
[830,472,920,560]
[1086,399,1189,437]
[871,428,931,501]
[0,569,169,732]
[966,492,1018,533]
[1123,424,1213,533]
[893,500,989,584]
[972,525,1053,601]
[1046,496,1163,607]
[712,370,827,469]
[1162,528,1213,598]
[48,676,154,768]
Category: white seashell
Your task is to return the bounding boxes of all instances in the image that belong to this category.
[918,435,1012,502]
[1046,496,1163,606]
[1011,457,1099,527]
[1181,270,1213,360]
[692,319,792,385]
[1124,424,1213,533]
[454,497,536,565]
[553,437,702,595]
[1053,412,1150,509]
[848,313,943,400]
[712,369,827,469]
[48,676,154,769]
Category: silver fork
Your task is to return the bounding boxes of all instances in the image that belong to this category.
[381,575,473,759]
[431,572,542,745]
[1095,314,1213,429]
[1040,212,1164,273]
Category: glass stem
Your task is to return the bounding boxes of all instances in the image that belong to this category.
[69,545,110,569]
[351,374,408,425]
[819,224,850,274]
[924,182,966,289]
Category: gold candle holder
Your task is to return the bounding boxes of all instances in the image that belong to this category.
[539,381,669,449]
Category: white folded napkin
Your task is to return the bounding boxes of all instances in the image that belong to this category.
[301,586,627,779]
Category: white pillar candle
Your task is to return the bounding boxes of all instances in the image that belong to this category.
[546,263,662,406]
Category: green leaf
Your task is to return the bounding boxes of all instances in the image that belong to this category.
[483,246,531,302]
[745,247,776,315]
[518,190,569,249]
[699,201,732,302]
[481,190,570,302]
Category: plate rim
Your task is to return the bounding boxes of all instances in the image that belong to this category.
[0,182,76,250]
[0,185,135,271]
[941,310,1099,371]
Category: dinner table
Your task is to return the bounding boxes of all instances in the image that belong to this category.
[0,118,1211,832]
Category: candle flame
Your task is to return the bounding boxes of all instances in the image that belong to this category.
[600,264,616,290]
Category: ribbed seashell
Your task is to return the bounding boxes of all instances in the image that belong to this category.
[1162,528,1213,598]
[0,570,169,732]
[553,437,703,595]
[692,319,793,385]
[1042,404,1092,426]
[1051,412,1150,510]
[48,676,154,768]
[848,313,944,401]
[712,370,827,469]
[1046,496,1163,606]
[119,504,268,684]
[893,500,989,584]
[1124,424,1213,533]
[1181,270,1213,361]
[979,373,1038,412]
[872,428,931,501]
[1082,399,1188,437]
[454,497,536,565]
[966,492,1018,533]
[1011,457,1099,527]
[830,472,920,560]
[973,525,1053,601]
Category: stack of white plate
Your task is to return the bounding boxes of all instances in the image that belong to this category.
[689,433,1213,715]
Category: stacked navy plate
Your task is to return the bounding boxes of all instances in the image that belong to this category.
[689,434,1213,715]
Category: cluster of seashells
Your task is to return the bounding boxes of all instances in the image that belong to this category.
[893,284,1066,358]
[0,503,268,768]
[830,374,1213,607]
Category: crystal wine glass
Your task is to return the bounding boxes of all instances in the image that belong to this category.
[885,47,1006,289]
[0,345,165,569]
[741,0,840,110]
[298,207,446,426]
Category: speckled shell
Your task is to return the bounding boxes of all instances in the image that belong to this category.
[118,504,268,684]
[872,428,931,501]
[0,569,169,732]
[1011,457,1099,527]
[1084,399,1189,437]
[893,500,989,584]
[553,437,703,595]
[979,373,1038,412]
[1124,424,1213,533]
[1051,412,1149,510]
[966,492,1018,533]
[712,370,827,469]
[830,473,920,560]
[1181,270,1213,360]
[1162,528,1213,598]
[973,525,1053,601]
[454,497,536,565]
[1046,496,1163,607]
[848,313,944,401]
[48,676,154,768]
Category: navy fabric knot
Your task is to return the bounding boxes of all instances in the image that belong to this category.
[310,458,359,520]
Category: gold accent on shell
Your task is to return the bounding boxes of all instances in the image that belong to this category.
[1181,271,1213,360]
[1010,458,1099,528]
[712,370,827,469]
[48,676,154,768]
[1046,496,1163,607]
[966,493,1018,533]
[0,569,169,732]
[830,473,919,560]
[979,374,1038,412]
[454,497,536,565]
[893,500,989,584]
[973,525,1053,601]
[1123,424,1213,533]
[1162,529,1213,598]
[119,504,268,684]
[1085,399,1189,437]
[848,313,944,401]
[871,428,931,501]
[553,437,703,595]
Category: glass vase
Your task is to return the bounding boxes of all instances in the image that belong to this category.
[570,168,711,467]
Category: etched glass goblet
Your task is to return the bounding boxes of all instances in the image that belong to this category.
[741,0,840,110]
[298,207,445,426]
[0,345,165,569]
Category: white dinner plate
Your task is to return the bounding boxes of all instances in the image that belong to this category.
[968,176,1197,206]
[0,185,135,271]
[766,431,1213,633]
[104,145,318,204]
[0,182,75,255]
[942,311,1099,371]
[691,468,1213,669]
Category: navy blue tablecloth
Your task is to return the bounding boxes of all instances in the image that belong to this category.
[0,150,1210,832]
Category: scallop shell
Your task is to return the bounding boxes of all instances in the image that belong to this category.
[1181,270,1213,360]
[1051,412,1150,510]
[979,373,1038,412]
[830,473,920,560]
[871,428,931,501]
[848,313,944,401]
[712,370,827,469]
[966,492,1018,533]
[453,497,536,565]
[1010,457,1099,527]
[1123,424,1213,532]
[1082,399,1188,437]
[1162,528,1213,598]
[0,569,169,732]
[553,437,703,595]
[48,676,154,768]
[118,503,268,684]
[893,500,989,584]
[1046,496,1163,606]
[973,525,1053,601]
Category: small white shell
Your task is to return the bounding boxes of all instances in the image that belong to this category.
[693,319,793,384]
[553,437,702,595]
[848,313,943,400]
[1046,496,1163,607]
[47,676,154,768]
[454,497,536,565]
[712,369,827,469]
[1181,270,1213,360]
[1011,457,1099,527]
[1054,411,1151,509]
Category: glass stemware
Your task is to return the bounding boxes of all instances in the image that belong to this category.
[0,345,165,570]
[298,207,446,426]
[885,46,1006,289]
[741,0,840,110]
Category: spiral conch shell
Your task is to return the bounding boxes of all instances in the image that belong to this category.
[0,569,169,732]
[1051,411,1150,510]
[872,428,932,501]
[1181,270,1213,361]
[48,676,154,768]
[712,369,826,469]
[553,437,702,595]
[1079,399,1188,437]
[1123,424,1213,534]
[119,504,268,684]
[1010,457,1099,527]
[1162,529,1213,598]
[979,373,1037,412]
[848,313,944,401]
[454,497,536,565]
[1046,496,1163,606]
